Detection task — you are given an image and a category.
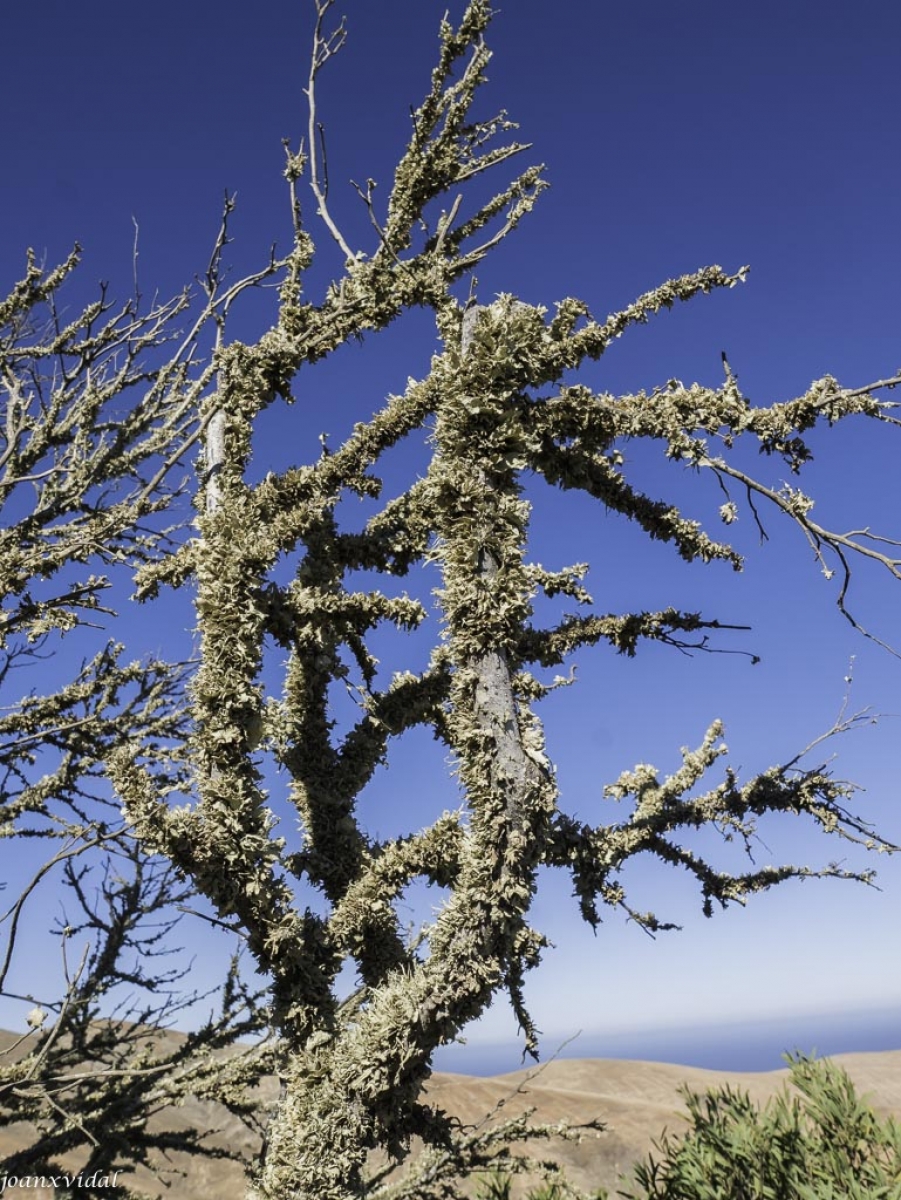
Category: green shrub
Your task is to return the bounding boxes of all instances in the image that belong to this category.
[475,1053,901,1200]
[475,1170,516,1200]
[617,1052,901,1200]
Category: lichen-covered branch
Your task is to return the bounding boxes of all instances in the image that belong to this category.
[89,4,901,1199]
[547,712,895,930]
[0,148,280,1200]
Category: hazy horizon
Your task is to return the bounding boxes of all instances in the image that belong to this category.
[2,0,899,1053]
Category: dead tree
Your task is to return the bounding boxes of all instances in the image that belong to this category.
[108,3,900,1197]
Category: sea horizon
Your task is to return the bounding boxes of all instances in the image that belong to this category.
[431,1002,901,1077]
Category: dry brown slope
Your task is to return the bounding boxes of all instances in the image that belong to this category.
[2,1031,898,1198]
[422,1051,901,1196]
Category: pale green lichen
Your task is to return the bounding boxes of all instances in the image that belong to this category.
[90,4,901,1200]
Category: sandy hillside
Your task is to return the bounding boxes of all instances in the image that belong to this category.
[2,1030,899,1198]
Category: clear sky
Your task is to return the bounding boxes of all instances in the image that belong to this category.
[2,1,900,1068]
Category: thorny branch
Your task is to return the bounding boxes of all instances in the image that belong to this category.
[2,1,895,1198]
[103,0,901,1193]
[0,115,282,1197]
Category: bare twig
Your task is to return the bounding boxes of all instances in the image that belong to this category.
[305,0,354,260]
[705,455,901,655]
[0,835,103,992]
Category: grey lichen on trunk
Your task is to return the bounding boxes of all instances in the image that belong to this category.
[101,5,901,1200]
[245,299,558,1200]
[459,297,543,839]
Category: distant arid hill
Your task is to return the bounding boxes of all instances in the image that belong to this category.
[3,1027,899,1198]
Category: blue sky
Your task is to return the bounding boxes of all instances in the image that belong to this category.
[2,1,900,1067]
